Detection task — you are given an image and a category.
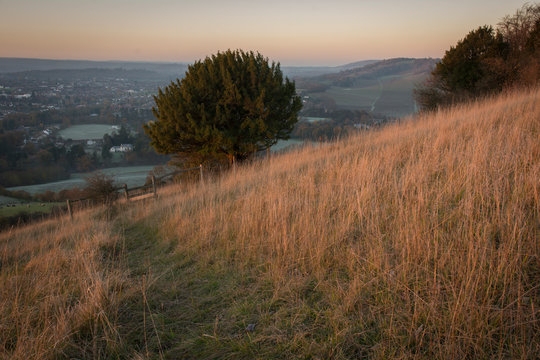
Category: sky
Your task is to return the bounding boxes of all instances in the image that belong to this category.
[0,0,530,66]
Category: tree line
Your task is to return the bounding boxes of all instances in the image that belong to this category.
[0,104,154,132]
[415,4,540,110]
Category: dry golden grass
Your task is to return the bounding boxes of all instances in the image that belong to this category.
[0,209,126,359]
[1,88,539,359]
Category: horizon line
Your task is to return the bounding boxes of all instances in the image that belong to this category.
[0,56,441,68]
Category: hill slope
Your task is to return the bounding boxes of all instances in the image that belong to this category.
[298,58,438,117]
[318,57,437,85]
[282,60,379,78]
[1,89,538,359]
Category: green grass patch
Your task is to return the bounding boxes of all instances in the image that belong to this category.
[110,221,374,359]
[0,202,62,217]
[319,85,381,109]
[58,124,117,140]
[311,73,429,117]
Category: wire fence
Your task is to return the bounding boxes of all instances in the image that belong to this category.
[66,164,203,219]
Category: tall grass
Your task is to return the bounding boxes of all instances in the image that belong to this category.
[145,88,539,358]
[0,209,125,358]
[1,88,538,359]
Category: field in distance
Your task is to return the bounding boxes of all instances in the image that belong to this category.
[0,198,60,217]
[6,165,157,195]
[58,124,119,140]
[297,58,437,117]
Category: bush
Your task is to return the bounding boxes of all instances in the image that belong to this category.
[83,172,118,205]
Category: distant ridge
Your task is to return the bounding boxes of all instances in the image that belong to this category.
[0,67,171,82]
[293,58,439,117]
[335,59,380,70]
[317,57,438,86]
[0,57,382,80]
[0,57,423,80]
[282,59,380,78]
[0,57,189,75]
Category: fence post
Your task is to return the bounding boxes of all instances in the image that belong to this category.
[199,164,203,183]
[66,199,73,220]
[151,175,157,197]
[123,184,129,201]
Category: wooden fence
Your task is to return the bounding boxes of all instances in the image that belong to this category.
[66,164,203,219]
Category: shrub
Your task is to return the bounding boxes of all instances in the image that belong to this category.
[83,172,118,205]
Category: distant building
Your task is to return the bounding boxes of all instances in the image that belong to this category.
[109,144,133,153]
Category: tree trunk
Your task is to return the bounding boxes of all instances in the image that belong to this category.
[227,154,236,173]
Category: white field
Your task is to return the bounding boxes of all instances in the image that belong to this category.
[6,166,156,194]
[58,124,117,140]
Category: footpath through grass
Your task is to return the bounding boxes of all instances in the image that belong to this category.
[113,215,365,359]
[113,219,269,359]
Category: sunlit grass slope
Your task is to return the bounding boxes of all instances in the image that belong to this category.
[1,88,538,359]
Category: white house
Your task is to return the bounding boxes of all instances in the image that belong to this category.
[109,144,134,153]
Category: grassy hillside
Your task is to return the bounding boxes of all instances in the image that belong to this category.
[1,89,538,359]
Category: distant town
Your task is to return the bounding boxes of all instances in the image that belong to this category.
[0,68,173,193]
[0,57,432,197]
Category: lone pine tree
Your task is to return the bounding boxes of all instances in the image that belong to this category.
[144,50,302,165]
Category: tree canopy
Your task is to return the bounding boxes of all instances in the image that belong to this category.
[415,4,540,111]
[434,26,507,94]
[144,50,302,164]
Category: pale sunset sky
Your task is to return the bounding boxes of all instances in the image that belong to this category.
[0,0,529,66]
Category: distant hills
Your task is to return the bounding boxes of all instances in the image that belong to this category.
[0,57,380,83]
[316,58,438,87]
[0,58,189,76]
[0,57,439,117]
[0,67,175,82]
[281,60,379,78]
[295,58,438,117]
[0,57,398,80]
